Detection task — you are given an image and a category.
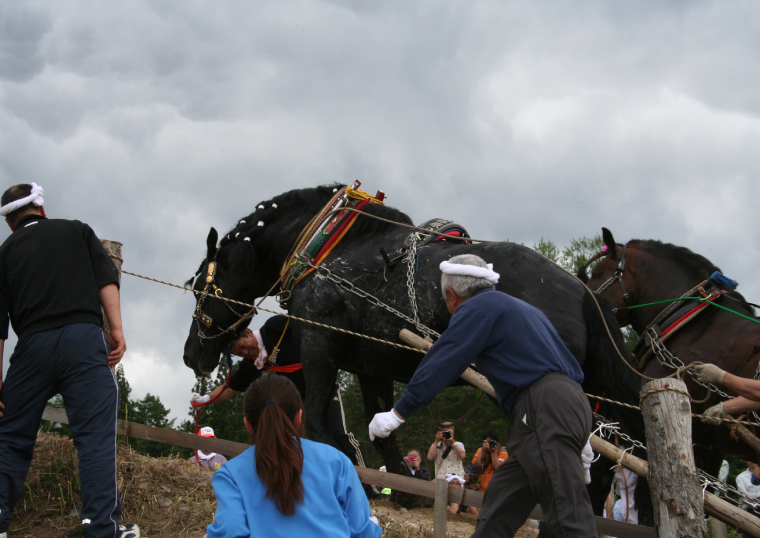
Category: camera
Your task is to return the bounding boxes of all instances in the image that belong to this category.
[488,439,498,448]
[407,456,416,461]
[442,430,452,440]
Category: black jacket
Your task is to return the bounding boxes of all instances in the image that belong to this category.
[229,315,304,393]
[0,215,119,340]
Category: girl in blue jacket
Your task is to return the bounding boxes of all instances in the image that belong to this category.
[206,375,381,538]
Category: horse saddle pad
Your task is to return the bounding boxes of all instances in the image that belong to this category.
[404,218,471,248]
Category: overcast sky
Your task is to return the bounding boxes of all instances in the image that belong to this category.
[2,1,759,423]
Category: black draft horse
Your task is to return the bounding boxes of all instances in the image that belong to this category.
[579,227,760,476]
[182,185,651,522]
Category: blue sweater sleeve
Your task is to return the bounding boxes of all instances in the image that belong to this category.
[394,306,492,419]
[206,465,250,538]
[337,458,382,538]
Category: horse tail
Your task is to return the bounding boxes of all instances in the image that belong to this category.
[580,291,646,453]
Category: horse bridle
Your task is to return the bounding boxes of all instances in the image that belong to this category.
[192,252,250,346]
[593,244,632,308]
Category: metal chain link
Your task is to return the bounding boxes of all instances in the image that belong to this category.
[404,234,438,339]
[295,253,441,339]
[593,412,760,510]
[648,328,733,400]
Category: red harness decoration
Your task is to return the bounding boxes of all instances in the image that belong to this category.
[263,363,303,373]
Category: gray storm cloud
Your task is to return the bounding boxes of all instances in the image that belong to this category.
[1,1,759,421]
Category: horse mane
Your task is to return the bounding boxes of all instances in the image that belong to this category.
[630,239,721,279]
[218,183,413,248]
[185,183,415,285]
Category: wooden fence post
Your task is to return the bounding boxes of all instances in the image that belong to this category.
[433,478,448,538]
[640,378,707,538]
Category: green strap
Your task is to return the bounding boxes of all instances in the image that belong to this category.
[614,296,760,325]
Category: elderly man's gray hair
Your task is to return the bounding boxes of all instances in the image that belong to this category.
[440,254,496,300]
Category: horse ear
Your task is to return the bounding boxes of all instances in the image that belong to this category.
[601,228,617,257]
[206,227,218,260]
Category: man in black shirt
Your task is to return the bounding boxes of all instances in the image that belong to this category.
[0,184,137,538]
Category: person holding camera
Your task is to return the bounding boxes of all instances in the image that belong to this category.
[472,429,508,493]
[404,449,431,508]
[426,422,465,480]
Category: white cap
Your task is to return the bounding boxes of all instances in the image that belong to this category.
[198,426,215,437]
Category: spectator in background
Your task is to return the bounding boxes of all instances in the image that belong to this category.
[404,449,431,508]
[427,422,465,479]
[206,375,380,538]
[471,429,508,493]
[188,427,228,471]
[405,449,431,480]
[445,474,478,515]
[737,462,760,538]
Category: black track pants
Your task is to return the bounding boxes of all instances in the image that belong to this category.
[472,373,597,538]
[0,323,120,538]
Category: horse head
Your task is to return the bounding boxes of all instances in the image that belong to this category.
[183,226,263,375]
[577,227,635,326]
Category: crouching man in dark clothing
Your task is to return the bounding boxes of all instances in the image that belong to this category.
[368,254,596,538]
[0,184,138,538]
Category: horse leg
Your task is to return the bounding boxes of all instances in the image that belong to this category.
[300,341,341,448]
[357,374,414,507]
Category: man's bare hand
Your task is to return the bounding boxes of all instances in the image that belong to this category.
[108,328,127,366]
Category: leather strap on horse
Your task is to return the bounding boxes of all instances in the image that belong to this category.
[278,181,385,306]
[262,319,303,372]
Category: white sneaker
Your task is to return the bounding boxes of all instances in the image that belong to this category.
[117,524,140,538]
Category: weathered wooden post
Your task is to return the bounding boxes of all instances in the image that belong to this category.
[100,240,122,339]
[640,378,707,538]
[433,478,448,538]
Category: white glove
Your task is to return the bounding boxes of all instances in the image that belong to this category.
[368,410,404,441]
[700,402,727,425]
[192,394,211,405]
[692,363,727,385]
[581,440,594,484]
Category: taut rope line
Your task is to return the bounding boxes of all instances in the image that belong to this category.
[120,269,425,354]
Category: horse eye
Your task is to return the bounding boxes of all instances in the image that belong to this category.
[591,273,600,280]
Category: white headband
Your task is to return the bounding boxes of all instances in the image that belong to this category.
[0,183,44,217]
[439,260,500,284]
[445,474,465,485]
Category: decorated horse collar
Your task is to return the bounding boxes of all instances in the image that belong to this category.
[632,273,738,370]
[277,180,385,307]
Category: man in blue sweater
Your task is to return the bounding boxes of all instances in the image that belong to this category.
[368,254,597,537]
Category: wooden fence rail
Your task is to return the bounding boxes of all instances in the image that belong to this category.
[41,406,654,538]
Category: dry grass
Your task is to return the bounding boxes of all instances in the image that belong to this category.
[11,432,214,537]
[13,433,538,538]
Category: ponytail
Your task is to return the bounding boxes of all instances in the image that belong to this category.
[244,375,305,516]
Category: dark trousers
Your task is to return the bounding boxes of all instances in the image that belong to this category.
[0,323,120,538]
[473,373,597,538]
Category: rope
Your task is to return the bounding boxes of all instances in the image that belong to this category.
[428,391,486,428]
[585,391,760,428]
[614,296,760,325]
[120,269,426,354]
[639,386,692,406]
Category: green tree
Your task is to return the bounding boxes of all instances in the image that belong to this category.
[115,364,132,421]
[561,235,604,274]
[532,238,561,265]
[129,393,178,457]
